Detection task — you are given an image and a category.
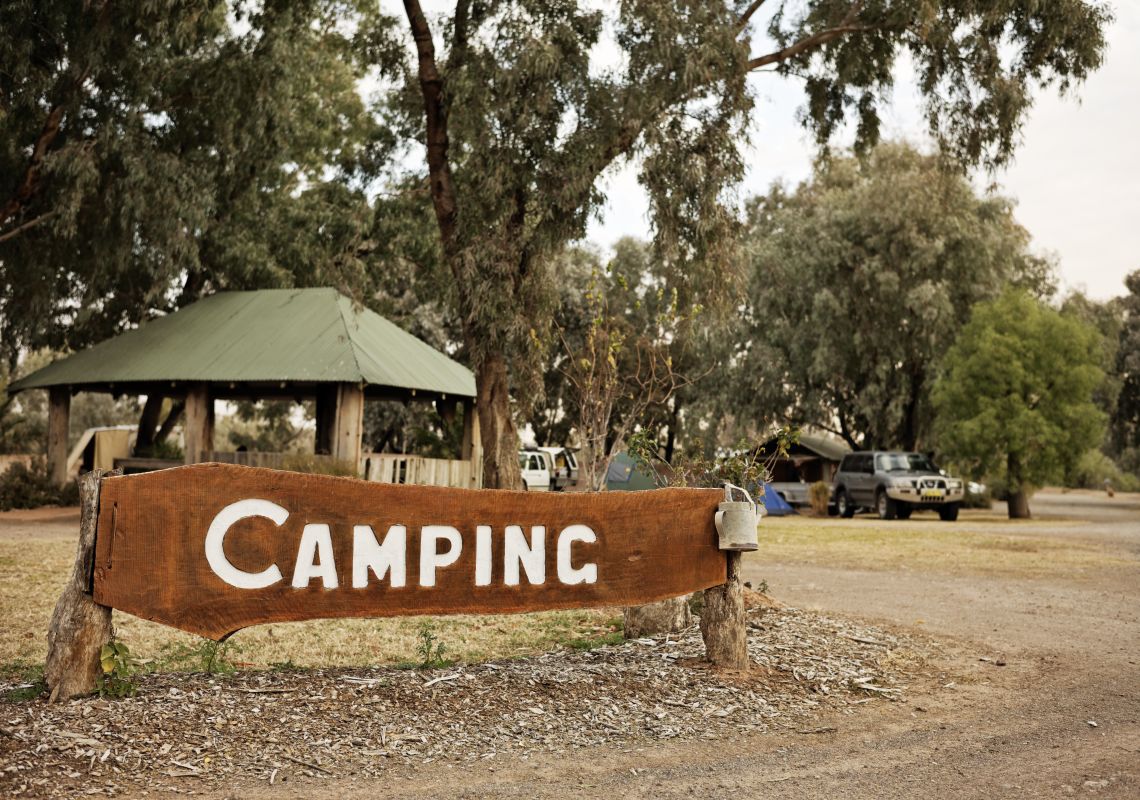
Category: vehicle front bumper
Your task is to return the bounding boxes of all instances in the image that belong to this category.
[885,485,965,505]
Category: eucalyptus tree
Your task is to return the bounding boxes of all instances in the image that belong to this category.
[0,0,387,370]
[733,142,1053,451]
[386,0,1109,487]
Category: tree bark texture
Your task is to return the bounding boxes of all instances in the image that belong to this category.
[477,354,523,489]
[700,552,749,669]
[1008,489,1032,519]
[1007,452,1031,519]
[47,387,70,486]
[623,596,692,639]
[45,471,114,701]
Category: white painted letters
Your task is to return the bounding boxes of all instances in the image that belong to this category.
[475,525,493,586]
[205,499,286,589]
[352,525,407,588]
[419,525,462,587]
[557,524,598,585]
[203,500,599,591]
[291,524,339,589]
[504,525,546,585]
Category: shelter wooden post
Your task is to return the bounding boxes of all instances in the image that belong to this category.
[701,552,748,669]
[315,386,337,455]
[461,398,482,487]
[183,384,213,464]
[332,383,364,472]
[45,470,114,701]
[47,387,71,486]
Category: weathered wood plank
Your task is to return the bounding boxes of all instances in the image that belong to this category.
[92,463,724,640]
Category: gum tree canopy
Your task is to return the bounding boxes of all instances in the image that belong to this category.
[0,0,386,370]
[388,0,1110,487]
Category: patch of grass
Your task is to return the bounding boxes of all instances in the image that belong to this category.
[0,532,620,672]
[0,659,45,703]
[756,515,1134,579]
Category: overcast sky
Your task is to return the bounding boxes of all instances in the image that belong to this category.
[584,5,1139,301]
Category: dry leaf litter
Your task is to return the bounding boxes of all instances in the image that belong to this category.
[0,604,931,797]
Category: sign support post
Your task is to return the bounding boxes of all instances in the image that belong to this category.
[45,470,114,701]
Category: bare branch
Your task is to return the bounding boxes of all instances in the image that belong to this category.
[737,0,769,31]
[0,211,54,244]
[1,106,64,226]
[403,0,460,259]
[746,1,869,70]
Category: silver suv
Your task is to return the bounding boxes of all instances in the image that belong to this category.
[833,451,964,521]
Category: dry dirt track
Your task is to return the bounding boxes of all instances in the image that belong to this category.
[189,490,1138,799]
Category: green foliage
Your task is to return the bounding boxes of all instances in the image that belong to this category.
[0,459,79,510]
[383,0,1107,487]
[415,622,451,669]
[808,481,832,516]
[224,401,312,454]
[97,640,137,699]
[933,291,1108,499]
[1069,449,1140,493]
[161,638,242,675]
[0,0,389,368]
[1109,270,1140,476]
[733,142,1053,452]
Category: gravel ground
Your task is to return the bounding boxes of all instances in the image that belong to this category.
[0,602,932,798]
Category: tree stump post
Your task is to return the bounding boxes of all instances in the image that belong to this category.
[622,596,692,639]
[45,470,114,702]
[700,551,748,669]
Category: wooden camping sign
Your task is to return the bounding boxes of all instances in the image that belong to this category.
[90,464,726,639]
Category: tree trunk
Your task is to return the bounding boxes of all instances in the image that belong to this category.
[134,394,164,455]
[623,596,691,639]
[1007,452,1031,519]
[45,471,113,701]
[664,394,681,464]
[154,400,185,445]
[700,552,749,669]
[1008,489,1031,519]
[477,353,523,490]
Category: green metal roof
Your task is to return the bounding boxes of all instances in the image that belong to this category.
[10,288,475,397]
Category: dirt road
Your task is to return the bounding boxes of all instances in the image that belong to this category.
[249,490,1137,799]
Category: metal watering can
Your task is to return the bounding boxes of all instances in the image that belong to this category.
[714,482,759,551]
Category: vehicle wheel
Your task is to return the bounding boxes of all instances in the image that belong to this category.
[836,488,855,518]
[876,489,898,521]
[939,502,959,522]
[896,504,913,520]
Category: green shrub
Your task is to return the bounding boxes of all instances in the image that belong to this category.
[807,481,831,515]
[1069,449,1140,493]
[960,485,993,509]
[0,459,79,510]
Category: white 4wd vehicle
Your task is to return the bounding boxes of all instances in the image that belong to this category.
[518,450,552,491]
[833,451,965,521]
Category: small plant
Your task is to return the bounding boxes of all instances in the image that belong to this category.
[808,481,831,516]
[415,622,450,668]
[161,638,242,674]
[98,640,138,698]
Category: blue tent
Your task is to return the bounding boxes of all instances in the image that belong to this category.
[760,482,795,516]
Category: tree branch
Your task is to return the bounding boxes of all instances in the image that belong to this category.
[1,106,65,226]
[0,211,54,244]
[403,0,460,260]
[737,0,769,30]
[747,1,868,70]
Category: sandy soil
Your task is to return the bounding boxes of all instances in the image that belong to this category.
[6,490,1138,798]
